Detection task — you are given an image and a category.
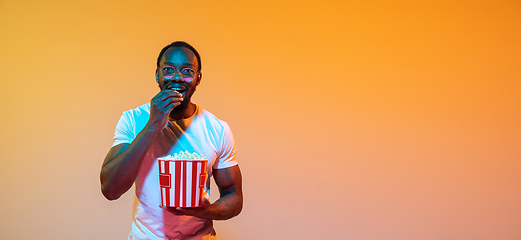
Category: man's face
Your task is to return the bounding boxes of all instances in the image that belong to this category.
[156,46,201,111]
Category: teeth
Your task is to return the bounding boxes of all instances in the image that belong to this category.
[170,87,184,92]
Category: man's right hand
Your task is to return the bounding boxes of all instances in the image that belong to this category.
[147,89,183,132]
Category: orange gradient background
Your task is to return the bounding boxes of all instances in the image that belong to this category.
[1,1,520,239]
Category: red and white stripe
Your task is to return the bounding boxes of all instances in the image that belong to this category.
[158,159,208,207]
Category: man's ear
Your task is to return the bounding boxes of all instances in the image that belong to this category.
[196,72,202,86]
[155,71,159,83]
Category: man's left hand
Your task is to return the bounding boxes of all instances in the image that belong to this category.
[160,166,243,220]
[160,197,211,219]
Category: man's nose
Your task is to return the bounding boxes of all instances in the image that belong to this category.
[171,72,185,82]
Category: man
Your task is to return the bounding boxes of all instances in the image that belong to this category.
[100,41,243,240]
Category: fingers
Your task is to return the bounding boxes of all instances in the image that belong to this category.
[160,205,186,215]
[161,89,183,101]
[154,90,183,104]
[159,198,210,218]
[147,90,185,131]
[159,205,197,216]
[152,90,183,112]
[173,207,199,216]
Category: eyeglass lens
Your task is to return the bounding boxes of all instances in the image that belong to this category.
[161,66,196,80]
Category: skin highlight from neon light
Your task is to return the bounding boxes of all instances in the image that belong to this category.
[162,75,195,81]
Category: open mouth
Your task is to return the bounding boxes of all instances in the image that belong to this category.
[168,87,186,95]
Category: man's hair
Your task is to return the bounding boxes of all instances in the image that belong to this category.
[156,41,202,71]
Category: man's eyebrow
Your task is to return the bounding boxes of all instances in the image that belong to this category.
[163,62,193,66]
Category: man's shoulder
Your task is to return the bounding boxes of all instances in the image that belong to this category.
[196,106,231,131]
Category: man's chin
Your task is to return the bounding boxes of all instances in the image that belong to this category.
[170,101,189,114]
[172,105,187,113]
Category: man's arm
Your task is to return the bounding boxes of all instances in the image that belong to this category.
[163,165,243,220]
[100,132,155,200]
[100,90,183,200]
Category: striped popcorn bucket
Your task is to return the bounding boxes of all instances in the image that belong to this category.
[157,158,208,207]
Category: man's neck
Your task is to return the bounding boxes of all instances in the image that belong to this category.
[169,102,196,120]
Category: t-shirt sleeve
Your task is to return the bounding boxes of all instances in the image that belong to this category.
[112,111,135,147]
[213,121,238,169]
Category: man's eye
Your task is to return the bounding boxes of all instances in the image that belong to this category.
[163,67,175,73]
[181,68,195,76]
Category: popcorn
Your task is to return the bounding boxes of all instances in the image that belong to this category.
[158,151,208,207]
[159,150,207,160]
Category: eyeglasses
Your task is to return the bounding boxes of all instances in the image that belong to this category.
[160,66,198,81]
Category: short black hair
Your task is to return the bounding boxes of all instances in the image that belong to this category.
[156,41,202,71]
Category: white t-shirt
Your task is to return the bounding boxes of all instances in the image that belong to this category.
[112,103,238,240]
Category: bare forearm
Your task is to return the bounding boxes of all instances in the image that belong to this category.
[170,190,243,220]
[100,125,159,200]
[206,191,243,220]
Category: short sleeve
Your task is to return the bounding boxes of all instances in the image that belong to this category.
[112,111,136,147]
[213,121,238,169]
